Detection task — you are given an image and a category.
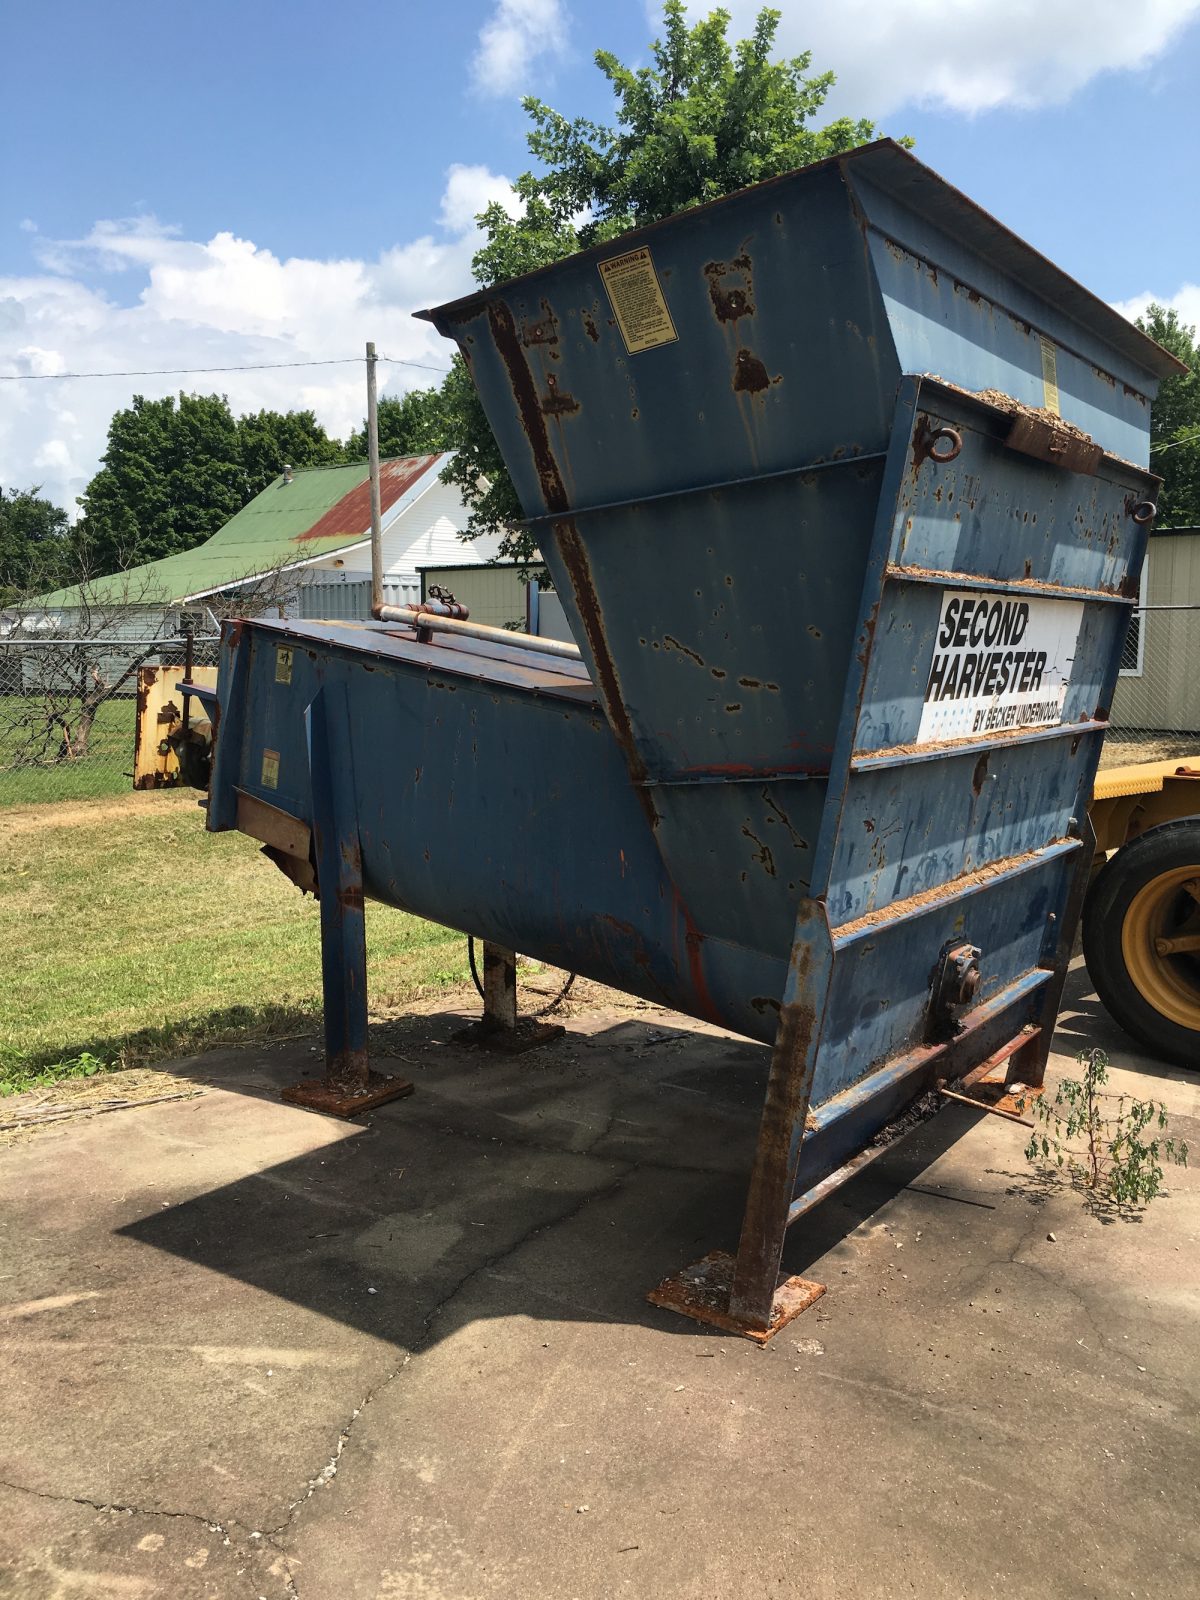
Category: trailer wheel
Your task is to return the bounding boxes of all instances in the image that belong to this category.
[1082,817,1200,1069]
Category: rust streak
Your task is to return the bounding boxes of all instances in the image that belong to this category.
[556,520,656,823]
[733,349,771,394]
[703,253,755,323]
[487,300,569,513]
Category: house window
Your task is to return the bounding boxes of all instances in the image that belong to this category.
[1118,552,1148,677]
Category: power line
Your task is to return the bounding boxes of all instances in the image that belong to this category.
[379,354,450,374]
[1151,426,1200,455]
[0,353,450,383]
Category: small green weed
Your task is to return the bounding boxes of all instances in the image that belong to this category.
[1,1050,112,1098]
[1023,1047,1188,1213]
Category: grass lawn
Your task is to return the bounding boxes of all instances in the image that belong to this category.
[1,790,469,1093]
[0,696,137,807]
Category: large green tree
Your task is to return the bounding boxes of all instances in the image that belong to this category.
[343,385,456,461]
[1137,304,1200,527]
[74,394,349,575]
[76,393,245,572]
[442,2,899,560]
[0,486,71,603]
[237,407,345,501]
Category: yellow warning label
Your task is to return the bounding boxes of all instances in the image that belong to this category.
[598,246,678,354]
[1039,336,1061,416]
[275,646,293,684]
[261,748,280,789]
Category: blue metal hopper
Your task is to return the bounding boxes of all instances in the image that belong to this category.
[205,140,1180,1337]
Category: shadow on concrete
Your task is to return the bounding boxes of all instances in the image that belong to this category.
[1051,960,1189,1084]
[120,1003,1008,1352]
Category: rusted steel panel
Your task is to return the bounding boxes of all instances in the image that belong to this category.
[133,664,218,789]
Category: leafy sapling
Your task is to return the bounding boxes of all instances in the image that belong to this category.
[1023,1047,1188,1211]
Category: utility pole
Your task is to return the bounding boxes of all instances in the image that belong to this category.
[366,340,383,617]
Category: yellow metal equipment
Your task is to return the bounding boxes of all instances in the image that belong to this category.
[1084,760,1200,1066]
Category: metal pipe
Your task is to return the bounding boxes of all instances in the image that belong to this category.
[376,604,583,660]
[366,340,383,619]
[937,1086,1034,1127]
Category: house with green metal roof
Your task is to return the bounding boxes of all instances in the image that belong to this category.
[25,451,500,633]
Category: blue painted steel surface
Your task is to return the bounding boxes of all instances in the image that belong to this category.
[208,140,1179,1329]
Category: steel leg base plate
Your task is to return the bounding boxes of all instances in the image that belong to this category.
[281,1072,415,1119]
[647,1250,826,1344]
[452,1018,566,1054]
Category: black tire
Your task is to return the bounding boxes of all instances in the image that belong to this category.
[1082,816,1200,1070]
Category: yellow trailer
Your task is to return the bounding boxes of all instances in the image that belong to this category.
[1085,759,1200,1065]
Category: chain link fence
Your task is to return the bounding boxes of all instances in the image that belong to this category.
[0,635,221,807]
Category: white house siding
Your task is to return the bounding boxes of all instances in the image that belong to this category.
[385,475,503,575]
[300,474,503,587]
[294,471,506,624]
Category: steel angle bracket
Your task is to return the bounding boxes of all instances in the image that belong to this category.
[648,899,834,1342]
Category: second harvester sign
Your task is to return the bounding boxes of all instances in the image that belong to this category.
[917,589,1084,744]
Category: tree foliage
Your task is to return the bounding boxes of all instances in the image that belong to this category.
[444,2,899,560]
[0,486,71,604]
[343,386,456,460]
[71,394,347,578]
[238,408,344,501]
[1137,304,1200,527]
[75,393,246,573]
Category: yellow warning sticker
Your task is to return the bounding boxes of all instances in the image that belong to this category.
[261,748,280,789]
[275,646,293,684]
[598,246,678,354]
[1039,335,1061,416]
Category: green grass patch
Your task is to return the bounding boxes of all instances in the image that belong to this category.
[0,695,137,806]
[0,791,470,1092]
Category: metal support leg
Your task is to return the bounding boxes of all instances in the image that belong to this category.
[483,944,518,1031]
[455,941,566,1054]
[282,686,413,1119]
[647,902,832,1342]
[1007,815,1099,1094]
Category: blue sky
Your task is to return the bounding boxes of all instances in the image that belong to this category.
[3,0,1199,513]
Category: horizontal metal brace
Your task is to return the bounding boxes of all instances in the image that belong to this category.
[850,717,1109,774]
[519,449,888,531]
[0,636,220,649]
[178,679,219,712]
[640,766,825,789]
[830,838,1080,948]
[885,564,1135,606]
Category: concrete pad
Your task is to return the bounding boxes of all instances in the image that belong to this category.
[1,967,1198,1599]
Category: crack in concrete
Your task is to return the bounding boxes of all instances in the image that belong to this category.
[262,1162,636,1556]
[0,1475,227,1530]
[1,1476,296,1600]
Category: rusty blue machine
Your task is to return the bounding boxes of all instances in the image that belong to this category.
[195,141,1179,1340]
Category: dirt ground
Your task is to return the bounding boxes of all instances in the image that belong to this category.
[1,961,1197,1600]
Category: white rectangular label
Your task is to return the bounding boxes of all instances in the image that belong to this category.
[598,246,678,354]
[917,589,1083,744]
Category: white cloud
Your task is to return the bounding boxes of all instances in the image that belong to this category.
[439,163,523,234]
[1112,286,1200,333]
[672,0,1200,117]
[471,0,569,98]
[0,166,514,517]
